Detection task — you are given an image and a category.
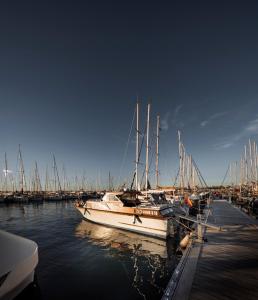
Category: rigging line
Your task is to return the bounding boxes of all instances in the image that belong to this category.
[221,164,230,186]
[192,159,208,188]
[139,127,156,189]
[118,107,136,188]
[173,167,180,186]
[131,122,147,189]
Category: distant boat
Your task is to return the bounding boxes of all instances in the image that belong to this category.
[75,191,174,239]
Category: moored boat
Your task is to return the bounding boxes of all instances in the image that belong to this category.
[0,230,38,300]
[75,191,174,239]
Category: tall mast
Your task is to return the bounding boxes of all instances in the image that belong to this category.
[135,101,139,191]
[4,152,8,193]
[235,161,237,187]
[145,103,150,192]
[254,141,258,192]
[249,139,253,185]
[62,164,67,192]
[34,161,42,193]
[18,144,26,193]
[155,115,160,189]
[53,155,62,192]
[244,145,248,184]
[178,130,183,194]
[45,165,50,192]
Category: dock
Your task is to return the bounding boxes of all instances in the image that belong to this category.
[163,200,258,300]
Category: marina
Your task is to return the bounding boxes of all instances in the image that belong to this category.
[1,1,258,299]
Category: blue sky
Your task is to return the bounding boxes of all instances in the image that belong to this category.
[0,0,258,188]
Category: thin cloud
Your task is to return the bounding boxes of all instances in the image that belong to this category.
[200,111,228,127]
[214,117,258,149]
[160,104,183,131]
[160,112,170,131]
[200,120,208,127]
[172,104,183,123]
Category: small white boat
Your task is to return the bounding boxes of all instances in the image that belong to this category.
[0,230,38,300]
[75,191,174,239]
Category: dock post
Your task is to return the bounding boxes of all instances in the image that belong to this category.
[168,218,175,237]
[197,214,203,242]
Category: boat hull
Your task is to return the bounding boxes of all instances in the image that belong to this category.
[76,206,169,239]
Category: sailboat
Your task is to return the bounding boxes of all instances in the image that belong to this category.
[75,103,175,239]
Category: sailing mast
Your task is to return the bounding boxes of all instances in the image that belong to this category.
[155,115,160,189]
[145,103,150,194]
[53,155,62,192]
[18,144,27,193]
[34,161,42,193]
[178,131,183,195]
[255,141,258,192]
[62,164,67,192]
[45,165,50,192]
[244,145,248,185]
[249,139,253,189]
[4,152,8,193]
[135,101,139,191]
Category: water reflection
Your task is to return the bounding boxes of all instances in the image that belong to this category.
[75,220,178,299]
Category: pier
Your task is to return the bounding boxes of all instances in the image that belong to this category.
[163,200,258,300]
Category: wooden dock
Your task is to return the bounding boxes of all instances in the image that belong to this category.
[163,200,258,300]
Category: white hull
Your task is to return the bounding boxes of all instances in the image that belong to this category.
[0,230,38,300]
[76,206,169,239]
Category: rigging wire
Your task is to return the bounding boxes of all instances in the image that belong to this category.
[221,164,230,186]
[117,107,136,188]
[130,123,146,189]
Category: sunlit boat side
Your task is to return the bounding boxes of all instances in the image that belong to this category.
[75,191,174,239]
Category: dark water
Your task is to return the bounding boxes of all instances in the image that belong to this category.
[0,201,179,300]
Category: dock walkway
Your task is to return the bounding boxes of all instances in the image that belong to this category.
[163,200,258,300]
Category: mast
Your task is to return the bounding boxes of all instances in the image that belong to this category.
[249,139,253,186]
[18,144,26,193]
[178,130,183,195]
[62,164,67,192]
[53,155,62,192]
[45,165,50,192]
[4,152,8,193]
[254,141,258,192]
[244,145,248,185]
[235,161,237,188]
[155,115,160,189]
[145,103,150,193]
[135,101,139,191]
[34,161,42,193]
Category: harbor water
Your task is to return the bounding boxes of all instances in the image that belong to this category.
[0,201,179,300]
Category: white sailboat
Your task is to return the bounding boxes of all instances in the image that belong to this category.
[75,103,175,239]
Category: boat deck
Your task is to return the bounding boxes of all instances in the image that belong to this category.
[163,200,258,300]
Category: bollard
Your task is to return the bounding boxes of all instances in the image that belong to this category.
[168,218,175,237]
[197,214,203,241]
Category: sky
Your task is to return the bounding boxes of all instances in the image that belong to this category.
[0,0,258,188]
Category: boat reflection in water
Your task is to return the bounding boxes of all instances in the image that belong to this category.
[75,220,178,299]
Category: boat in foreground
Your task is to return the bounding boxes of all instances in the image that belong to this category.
[0,230,38,300]
[75,191,174,239]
